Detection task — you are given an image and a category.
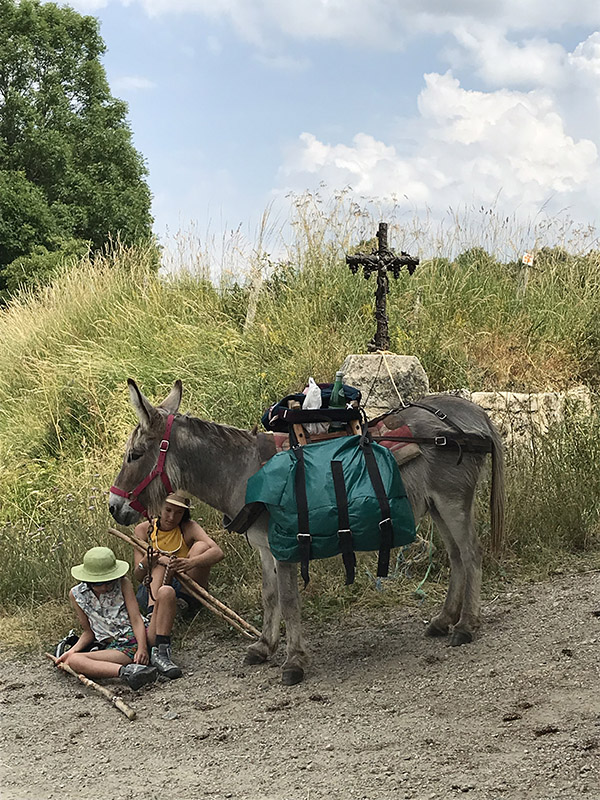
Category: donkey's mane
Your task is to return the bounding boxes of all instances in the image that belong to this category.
[180,412,255,447]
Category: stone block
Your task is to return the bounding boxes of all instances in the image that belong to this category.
[455,386,592,449]
[339,353,429,418]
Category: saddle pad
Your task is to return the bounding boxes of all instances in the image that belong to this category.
[264,419,422,467]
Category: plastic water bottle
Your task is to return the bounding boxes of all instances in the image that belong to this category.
[329,370,346,430]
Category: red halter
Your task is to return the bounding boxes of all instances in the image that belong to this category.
[110,414,175,519]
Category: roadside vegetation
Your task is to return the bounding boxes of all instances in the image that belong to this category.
[1,198,599,650]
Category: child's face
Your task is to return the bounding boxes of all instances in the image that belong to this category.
[87,579,118,596]
[161,501,185,531]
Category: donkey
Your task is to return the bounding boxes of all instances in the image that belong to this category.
[109,379,504,685]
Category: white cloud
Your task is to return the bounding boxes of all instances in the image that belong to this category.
[111,75,157,91]
[277,71,599,222]
[449,25,567,88]
[52,0,600,233]
[569,31,600,79]
[83,1,600,48]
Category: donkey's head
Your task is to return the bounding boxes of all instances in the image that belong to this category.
[108,379,183,526]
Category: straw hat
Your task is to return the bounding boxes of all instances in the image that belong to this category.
[164,490,194,510]
[71,546,129,583]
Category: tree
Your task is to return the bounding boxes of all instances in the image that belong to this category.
[0,0,153,289]
[2,237,90,296]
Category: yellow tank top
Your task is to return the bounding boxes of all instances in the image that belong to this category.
[149,519,190,558]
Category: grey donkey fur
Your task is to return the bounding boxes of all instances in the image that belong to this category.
[109,379,505,685]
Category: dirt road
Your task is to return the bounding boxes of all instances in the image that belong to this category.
[2,571,600,800]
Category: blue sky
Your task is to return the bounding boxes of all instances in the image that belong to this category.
[64,1,600,256]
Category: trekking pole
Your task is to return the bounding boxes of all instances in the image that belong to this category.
[45,652,136,721]
[107,528,261,640]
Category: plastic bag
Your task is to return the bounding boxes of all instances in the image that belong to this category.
[303,377,329,435]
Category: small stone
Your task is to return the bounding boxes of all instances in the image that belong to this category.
[162,711,179,721]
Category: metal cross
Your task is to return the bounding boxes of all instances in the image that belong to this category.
[346,222,419,352]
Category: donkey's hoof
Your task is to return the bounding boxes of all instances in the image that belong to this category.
[282,666,304,686]
[425,620,449,637]
[244,650,268,666]
[450,629,473,647]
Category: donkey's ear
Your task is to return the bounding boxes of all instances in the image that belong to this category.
[159,380,182,414]
[127,379,157,429]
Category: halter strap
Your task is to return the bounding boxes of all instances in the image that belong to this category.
[110,414,175,519]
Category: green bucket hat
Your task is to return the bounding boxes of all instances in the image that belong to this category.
[71,546,129,583]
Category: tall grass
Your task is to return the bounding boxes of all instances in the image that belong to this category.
[0,198,599,648]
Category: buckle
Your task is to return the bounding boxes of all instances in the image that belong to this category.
[297,533,312,542]
[337,529,352,535]
[159,439,170,452]
[435,409,447,420]
[434,436,447,446]
[378,517,392,531]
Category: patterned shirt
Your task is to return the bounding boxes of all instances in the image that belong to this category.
[71,579,139,644]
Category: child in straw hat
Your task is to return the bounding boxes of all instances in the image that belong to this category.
[133,490,223,676]
[56,546,159,690]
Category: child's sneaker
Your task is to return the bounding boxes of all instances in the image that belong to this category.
[151,644,182,679]
[119,663,158,690]
[54,629,79,659]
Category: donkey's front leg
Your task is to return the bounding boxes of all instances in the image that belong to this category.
[244,545,282,665]
[277,561,309,685]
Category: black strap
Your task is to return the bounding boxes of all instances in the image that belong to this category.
[407,402,467,437]
[331,460,356,585]
[281,407,361,424]
[293,446,311,586]
[224,502,265,534]
[371,433,491,454]
[360,437,394,578]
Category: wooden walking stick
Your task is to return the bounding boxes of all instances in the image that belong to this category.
[45,652,136,721]
[107,527,262,640]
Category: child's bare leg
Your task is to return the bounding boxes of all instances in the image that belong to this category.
[63,649,129,679]
[146,585,177,646]
[146,563,167,610]
[186,542,211,589]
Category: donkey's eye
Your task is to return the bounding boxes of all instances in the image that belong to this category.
[127,450,144,463]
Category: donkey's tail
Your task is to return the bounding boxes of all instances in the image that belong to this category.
[488,419,505,556]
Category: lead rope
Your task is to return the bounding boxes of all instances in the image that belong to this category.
[163,554,176,586]
[378,350,406,407]
[143,542,156,603]
[144,516,184,602]
[361,351,407,414]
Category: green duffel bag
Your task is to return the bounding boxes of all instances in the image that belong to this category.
[243,434,416,585]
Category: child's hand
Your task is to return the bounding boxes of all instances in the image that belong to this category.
[170,557,192,574]
[55,652,69,665]
[134,647,149,665]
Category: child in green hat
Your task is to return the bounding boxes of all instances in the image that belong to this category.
[56,546,158,690]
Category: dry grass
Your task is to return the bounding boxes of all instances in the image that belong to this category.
[0,197,599,649]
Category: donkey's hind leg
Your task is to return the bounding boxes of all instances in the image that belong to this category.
[244,544,281,665]
[425,503,464,637]
[428,493,482,646]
